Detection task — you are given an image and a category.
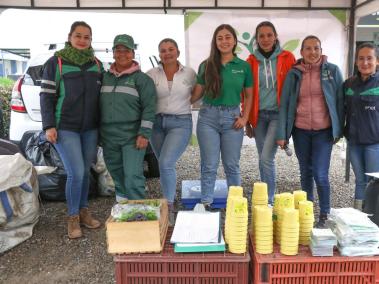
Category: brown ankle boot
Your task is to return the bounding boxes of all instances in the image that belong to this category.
[79,208,101,229]
[67,215,82,239]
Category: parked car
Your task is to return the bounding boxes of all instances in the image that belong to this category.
[9,50,159,178]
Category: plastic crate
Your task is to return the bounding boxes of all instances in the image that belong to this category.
[114,228,250,284]
[181,180,227,209]
[249,232,379,284]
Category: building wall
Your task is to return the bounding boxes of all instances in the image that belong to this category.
[0,59,26,78]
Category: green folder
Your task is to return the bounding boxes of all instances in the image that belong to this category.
[174,236,226,253]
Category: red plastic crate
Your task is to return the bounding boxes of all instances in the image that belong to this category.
[249,232,379,284]
[113,228,250,284]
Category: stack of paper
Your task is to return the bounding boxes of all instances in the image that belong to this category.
[170,210,225,253]
[329,208,379,256]
[310,228,337,256]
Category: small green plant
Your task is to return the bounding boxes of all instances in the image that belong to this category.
[117,209,158,222]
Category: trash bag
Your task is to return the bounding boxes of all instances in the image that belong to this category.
[0,139,21,155]
[363,178,379,226]
[0,153,39,253]
[92,147,115,197]
[21,131,98,201]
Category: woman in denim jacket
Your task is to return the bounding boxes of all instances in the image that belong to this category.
[277,35,344,227]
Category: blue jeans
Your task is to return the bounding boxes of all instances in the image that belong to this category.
[254,110,278,204]
[292,127,333,214]
[349,142,379,200]
[197,105,243,204]
[54,129,98,216]
[150,114,192,203]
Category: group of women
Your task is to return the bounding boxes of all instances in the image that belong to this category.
[39,20,379,238]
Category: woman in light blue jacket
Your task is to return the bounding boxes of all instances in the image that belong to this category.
[276,35,344,228]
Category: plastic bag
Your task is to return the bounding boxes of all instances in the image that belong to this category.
[0,154,39,253]
[22,131,98,201]
[92,147,115,196]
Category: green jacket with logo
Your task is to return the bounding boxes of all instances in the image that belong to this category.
[100,69,156,145]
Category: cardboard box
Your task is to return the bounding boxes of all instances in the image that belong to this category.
[106,199,168,254]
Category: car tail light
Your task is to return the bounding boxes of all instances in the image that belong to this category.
[11,76,27,113]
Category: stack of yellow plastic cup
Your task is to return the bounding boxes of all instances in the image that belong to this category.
[254,205,273,254]
[225,186,243,244]
[275,193,294,244]
[251,182,268,233]
[298,200,314,245]
[293,190,307,209]
[228,197,249,254]
[252,182,268,206]
[280,208,299,255]
[272,194,281,242]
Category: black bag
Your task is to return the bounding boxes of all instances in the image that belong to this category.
[363,178,379,226]
[0,139,21,155]
[21,131,98,201]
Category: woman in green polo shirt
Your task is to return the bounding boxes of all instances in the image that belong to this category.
[191,24,253,209]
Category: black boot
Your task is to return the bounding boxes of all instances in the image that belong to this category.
[315,213,328,228]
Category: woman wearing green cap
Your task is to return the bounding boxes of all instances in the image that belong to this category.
[40,21,103,239]
[100,34,156,202]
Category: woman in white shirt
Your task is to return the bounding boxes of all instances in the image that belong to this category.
[147,38,196,224]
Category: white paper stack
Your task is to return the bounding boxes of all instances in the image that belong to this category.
[329,208,379,256]
[310,228,337,256]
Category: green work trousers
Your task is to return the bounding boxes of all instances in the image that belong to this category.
[103,143,146,200]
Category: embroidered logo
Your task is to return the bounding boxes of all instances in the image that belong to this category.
[365,106,376,111]
[124,78,135,87]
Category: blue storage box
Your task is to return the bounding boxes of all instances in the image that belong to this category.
[181,180,228,209]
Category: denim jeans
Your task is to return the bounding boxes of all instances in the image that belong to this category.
[292,127,333,214]
[254,110,279,204]
[150,114,192,203]
[54,129,98,216]
[349,142,379,200]
[197,105,243,204]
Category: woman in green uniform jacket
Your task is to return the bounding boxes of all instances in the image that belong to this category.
[100,34,156,202]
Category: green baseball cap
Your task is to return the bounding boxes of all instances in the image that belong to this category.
[113,34,135,50]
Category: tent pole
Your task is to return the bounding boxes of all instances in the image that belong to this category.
[345,0,356,183]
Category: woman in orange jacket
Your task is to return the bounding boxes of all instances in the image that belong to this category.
[245,21,295,204]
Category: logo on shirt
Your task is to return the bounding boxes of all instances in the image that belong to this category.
[232,69,244,74]
[321,70,333,80]
[365,106,376,111]
[124,78,135,87]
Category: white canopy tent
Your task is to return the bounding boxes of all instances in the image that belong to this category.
[0,0,378,73]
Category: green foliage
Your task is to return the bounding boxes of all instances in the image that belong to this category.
[117,209,158,222]
[0,84,12,139]
[0,78,14,89]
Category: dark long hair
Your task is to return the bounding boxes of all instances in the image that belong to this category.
[254,21,280,49]
[204,24,237,98]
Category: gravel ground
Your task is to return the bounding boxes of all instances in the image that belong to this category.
[0,142,355,284]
